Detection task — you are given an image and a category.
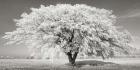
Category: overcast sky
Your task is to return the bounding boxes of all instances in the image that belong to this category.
[0,0,140,57]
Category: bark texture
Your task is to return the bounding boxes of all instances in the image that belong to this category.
[66,52,78,65]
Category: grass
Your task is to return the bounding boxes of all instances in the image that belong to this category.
[0,58,140,70]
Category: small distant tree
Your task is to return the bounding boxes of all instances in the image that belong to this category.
[3,4,133,65]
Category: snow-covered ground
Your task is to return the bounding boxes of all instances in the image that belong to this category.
[0,58,140,70]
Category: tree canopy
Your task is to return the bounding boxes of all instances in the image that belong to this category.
[3,4,133,60]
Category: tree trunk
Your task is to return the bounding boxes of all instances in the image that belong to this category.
[66,52,78,65]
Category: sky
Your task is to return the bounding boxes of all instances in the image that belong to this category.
[0,0,140,57]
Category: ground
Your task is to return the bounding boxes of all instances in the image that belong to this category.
[0,58,140,70]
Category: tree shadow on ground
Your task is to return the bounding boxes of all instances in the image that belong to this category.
[65,60,118,68]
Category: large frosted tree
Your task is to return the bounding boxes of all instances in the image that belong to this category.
[3,4,133,65]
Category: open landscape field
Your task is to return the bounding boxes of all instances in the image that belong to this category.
[0,58,140,70]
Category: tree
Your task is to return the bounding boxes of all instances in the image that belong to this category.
[3,4,133,65]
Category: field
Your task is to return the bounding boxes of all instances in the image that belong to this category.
[0,58,140,70]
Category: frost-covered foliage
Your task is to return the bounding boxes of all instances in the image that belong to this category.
[3,4,132,59]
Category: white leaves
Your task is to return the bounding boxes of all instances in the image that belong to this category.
[21,12,28,18]
[2,4,133,59]
[40,4,45,9]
